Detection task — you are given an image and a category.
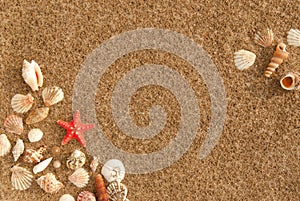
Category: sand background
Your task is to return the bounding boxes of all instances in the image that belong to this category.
[0,0,299,200]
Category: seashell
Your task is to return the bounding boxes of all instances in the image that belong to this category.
[280,72,300,91]
[28,128,43,142]
[42,86,64,107]
[25,107,49,124]
[106,181,129,201]
[101,159,125,183]
[59,194,75,201]
[11,93,34,113]
[233,49,256,71]
[53,160,61,168]
[254,28,274,47]
[77,191,96,201]
[95,174,109,201]
[287,29,300,47]
[0,134,11,157]
[11,164,33,190]
[33,157,53,174]
[36,173,64,193]
[4,114,23,135]
[51,146,60,156]
[68,168,89,188]
[12,138,24,161]
[66,150,86,170]
[265,43,289,77]
[23,145,47,163]
[90,156,99,173]
[22,60,43,91]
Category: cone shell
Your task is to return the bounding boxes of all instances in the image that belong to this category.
[254,28,274,47]
[234,49,256,71]
[106,181,128,201]
[23,145,47,163]
[68,168,89,188]
[36,173,64,193]
[287,29,300,47]
[101,159,125,183]
[33,157,53,174]
[11,164,33,190]
[25,107,49,124]
[28,128,43,142]
[12,138,24,162]
[11,93,34,113]
[66,150,86,170]
[280,72,300,91]
[0,134,11,157]
[95,174,109,201]
[90,156,99,173]
[77,191,96,201]
[22,60,43,91]
[4,114,23,135]
[60,194,75,201]
[42,86,64,107]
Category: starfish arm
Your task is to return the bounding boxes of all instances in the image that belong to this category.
[74,133,86,147]
[61,131,75,145]
[57,120,73,130]
[73,110,81,125]
[79,123,95,133]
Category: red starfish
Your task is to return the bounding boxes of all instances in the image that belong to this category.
[57,110,95,147]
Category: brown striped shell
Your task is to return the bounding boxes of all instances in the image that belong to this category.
[265,43,289,77]
[95,174,109,201]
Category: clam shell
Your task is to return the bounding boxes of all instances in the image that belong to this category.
[12,138,24,161]
[106,181,128,201]
[36,173,64,193]
[287,29,300,47]
[77,191,96,201]
[25,107,49,124]
[59,194,75,201]
[66,150,86,170]
[4,114,23,134]
[0,134,11,157]
[68,168,89,188]
[42,86,64,107]
[234,49,256,71]
[11,164,33,190]
[33,157,53,174]
[101,159,125,183]
[28,128,43,142]
[11,93,34,113]
[254,28,274,48]
[22,60,43,91]
[90,156,99,173]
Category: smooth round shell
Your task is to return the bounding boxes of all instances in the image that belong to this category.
[53,160,61,168]
[4,114,23,135]
[28,128,43,142]
[101,159,125,183]
[59,194,75,201]
[51,146,61,156]
[77,191,96,201]
[11,93,34,113]
[0,134,11,157]
[42,86,64,107]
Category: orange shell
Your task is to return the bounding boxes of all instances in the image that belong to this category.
[95,174,109,201]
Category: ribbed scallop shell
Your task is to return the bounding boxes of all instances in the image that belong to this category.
[33,157,53,174]
[11,93,34,113]
[36,173,64,193]
[11,164,33,190]
[28,128,43,142]
[234,50,256,71]
[12,138,24,161]
[4,114,23,135]
[254,28,274,47]
[101,159,125,183]
[0,134,11,157]
[68,168,89,188]
[25,107,49,124]
[287,29,300,47]
[77,191,96,201]
[42,86,64,107]
[59,194,75,201]
[22,60,43,91]
[66,150,86,170]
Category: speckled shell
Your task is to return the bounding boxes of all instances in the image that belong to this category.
[4,114,23,135]
[90,156,99,173]
[25,107,49,124]
[106,181,128,201]
[101,159,125,183]
[68,168,89,188]
[11,93,34,113]
[33,157,53,174]
[77,191,96,201]
[265,43,289,77]
[42,86,64,107]
[28,128,43,142]
[0,134,11,157]
[11,164,33,191]
[95,174,109,201]
[12,138,24,162]
[59,194,75,201]
[23,145,47,163]
[36,173,64,193]
[66,150,86,170]
[22,60,43,91]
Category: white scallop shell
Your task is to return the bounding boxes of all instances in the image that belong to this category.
[287,29,300,47]
[28,128,43,142]
[101,159,125,183]
[234,49,256,71]
[68,168,89,188]
[90,156,99,173]
[42,86,64,107]
[254,28,274,47]
[0,134,11,157]
[4,114,23,135]
[11,93,34,113]
[59,194,75,201]
[22,60,43,91]
[11,164,33,190]
[12,138,24,161]
[33,157,53,174]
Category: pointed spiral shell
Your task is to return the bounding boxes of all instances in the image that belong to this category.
[265,43,289,77]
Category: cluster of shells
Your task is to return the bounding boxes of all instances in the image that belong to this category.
[234,28,300,91]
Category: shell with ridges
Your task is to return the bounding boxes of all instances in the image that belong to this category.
[23,145,47,163]
[28,128,43,142]
[106,181,129,201]
[265,43,289,77]
[25,107,49,124]
[68,168,89,188]
[77,191,96,201]
[254,28,274,47]
[36,173,64,193]
[101,159,126,183]
[59,194,75,201]
[22,60,43,91]
[12,138,24,161]
[4,114,23,135]
[11,164,33,190]
[287,29,300,47]
[0,134,11,157]
[66,150,86,170]
[42,86,64,107]
[11,93,34,113]
[234,49,256,71]
[95,174,109,201]
[33,157,53,174]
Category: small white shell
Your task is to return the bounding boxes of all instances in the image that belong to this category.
[101,159,125,183]
[4,114,23,135]
[0,134,11,157]
[234,49,256,71]
[11,164,33,190]
[59,194,75,201]
[42,86,64,107]
[12,138,24,161]
[33,157,53,174]
[90,156,99,173]
[68,168,89,188]
[22,60,43,91]
[287,29,300,47]
[11,93,34,113]
[254,28,274,47]
[28,128,43,142]
[53,160,61,168]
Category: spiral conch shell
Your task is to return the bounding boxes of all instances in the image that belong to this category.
[68,168,89,188]
[36,173,64,193]
[22,60,43,91]
[23,145,47,163]
[0,134,11,157]
[11,164,33,191]
[280,72,300,91]
[265,43,289,77]
[11,93,34,114]
[90,156,99,173]
[95,174,109,201]
[12,138,24,162]
[66,150,86,170]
